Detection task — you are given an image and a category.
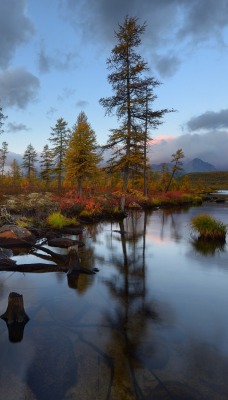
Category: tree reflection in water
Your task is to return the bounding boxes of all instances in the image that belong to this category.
[103,212,161,399]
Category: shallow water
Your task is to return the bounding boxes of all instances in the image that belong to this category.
[0,203,228,399]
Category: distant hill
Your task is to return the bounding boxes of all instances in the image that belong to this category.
[151,158,217,173]
[184,158,216,173]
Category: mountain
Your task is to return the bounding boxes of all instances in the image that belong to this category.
[183,158,217,173]
[151,158,217,173]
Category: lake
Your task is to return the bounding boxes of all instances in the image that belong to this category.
[0,202,228,400]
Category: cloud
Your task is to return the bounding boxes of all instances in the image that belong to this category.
[0,0,35,68]
[178,0,228,43]
[6,122,30,133]
[0,68,40,109]
[38,44,79,73]
[187,109,228,131]
[149,131,228,169]
[57,87,77,102]
[46,107,58,119]
[75,100,89,108]
[153,53,182,78]
[60,0,228,77]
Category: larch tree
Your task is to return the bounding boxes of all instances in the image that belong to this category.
[100,16,172,209]
[22,144,38,179]
[64,111,102,197]
[138,81,173,196]
[49,118,69,190]
[165,148,185,192]
[40,144,54,184]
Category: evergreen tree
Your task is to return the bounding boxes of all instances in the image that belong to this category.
[49,118,69,189]
[0,141,8,176]
[100,16,172,208]
[65,112,102,197]
[40,144,54,184]
[22,144,38,179]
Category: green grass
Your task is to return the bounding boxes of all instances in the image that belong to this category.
[47,212,78,229]
[191,214,227,241]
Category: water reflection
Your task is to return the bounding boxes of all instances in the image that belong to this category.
[103,214,163,399]
[0,205,227,399]
[191,237,226,255]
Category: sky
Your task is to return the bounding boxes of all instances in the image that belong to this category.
[1,0,228,169]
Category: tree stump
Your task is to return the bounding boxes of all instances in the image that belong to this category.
[1,292,29,324]
[1,292,29,342]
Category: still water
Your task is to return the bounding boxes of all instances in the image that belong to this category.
[0,203,228,400]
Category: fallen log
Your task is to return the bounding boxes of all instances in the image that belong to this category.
[0,247,95,274]
[0,262,69,273]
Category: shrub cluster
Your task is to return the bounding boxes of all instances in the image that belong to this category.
[191,214,227,241]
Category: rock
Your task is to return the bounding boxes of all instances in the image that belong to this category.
[0,247,13,257]
[0,224,35,246]
[0,247,16,266]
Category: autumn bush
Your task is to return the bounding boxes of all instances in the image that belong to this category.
[47,212,78,229]
[145,191,202,208]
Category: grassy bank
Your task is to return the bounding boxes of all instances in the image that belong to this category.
[185,171,228,191]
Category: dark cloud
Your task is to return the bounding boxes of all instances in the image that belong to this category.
[187,109,228,131]
[153,53,182,78]
[38,44,79,73]
[0,0,35,68]
[0,68,40,109]
[178,0,228,43]
[149,131,228,170]
[6,122,30,133]
[59,0,228,77]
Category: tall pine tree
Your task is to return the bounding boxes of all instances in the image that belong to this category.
[49,118,69,189]
[22,144,38,179]
[40,144,54,184]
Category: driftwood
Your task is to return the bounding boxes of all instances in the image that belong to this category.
[1,292,29,342]
[0,244,95,274]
